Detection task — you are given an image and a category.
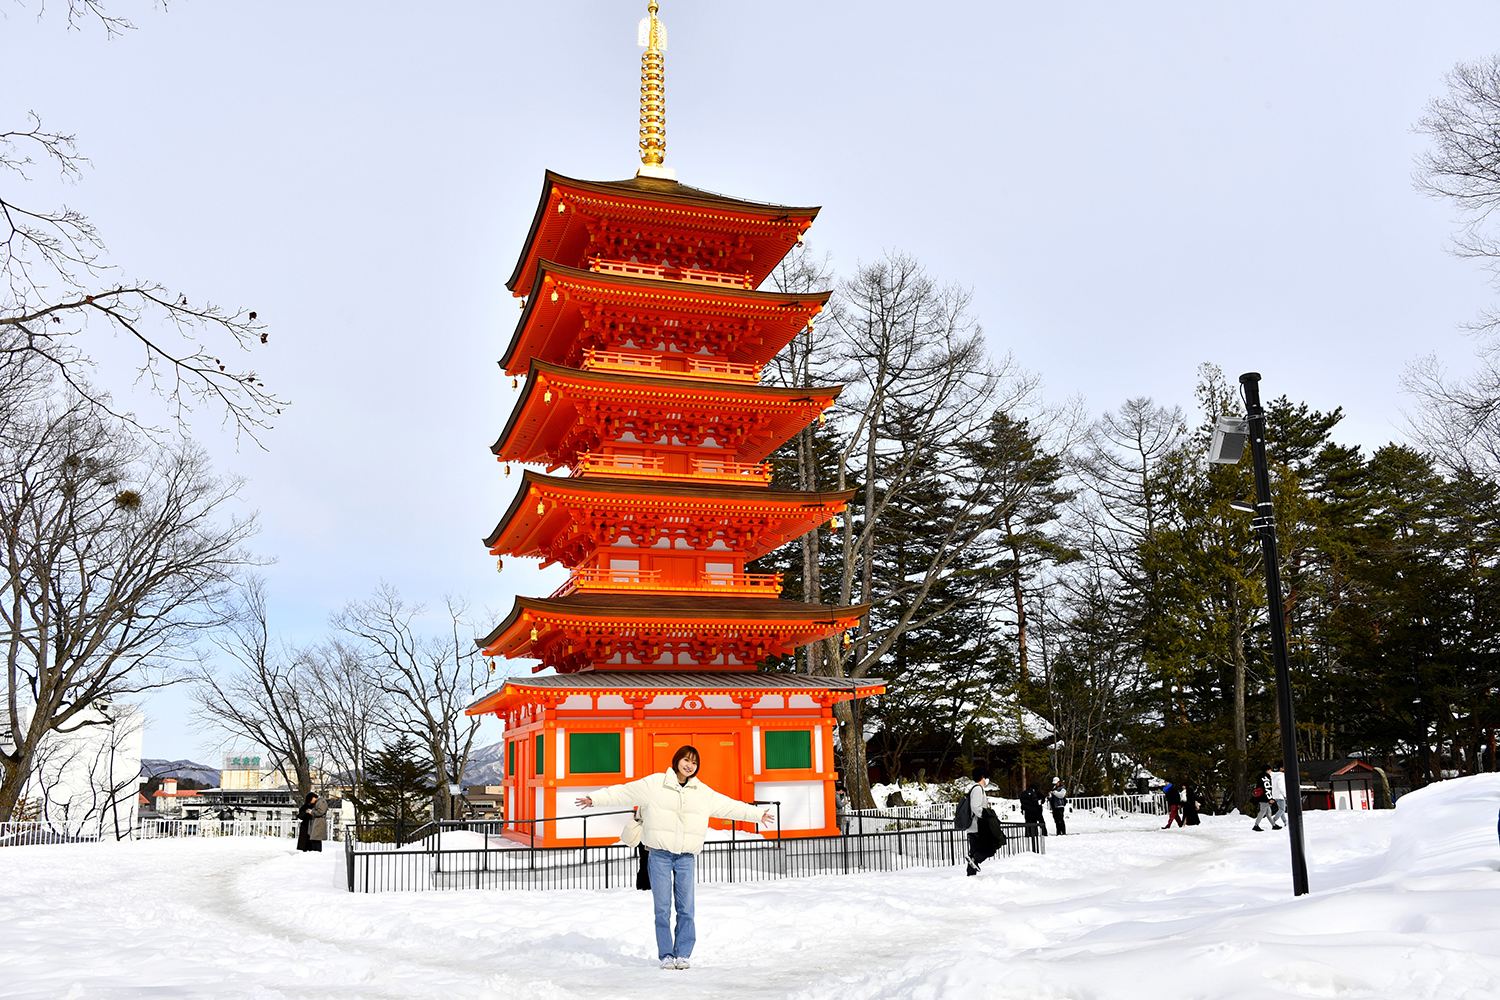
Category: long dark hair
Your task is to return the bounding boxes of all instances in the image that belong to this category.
[303,791,318,806]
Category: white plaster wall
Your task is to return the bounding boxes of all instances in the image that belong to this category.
[556,786,632,842]
[19,703,143,839]
[753,780,825,830]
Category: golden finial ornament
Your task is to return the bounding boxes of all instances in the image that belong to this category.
[636,1,673,179]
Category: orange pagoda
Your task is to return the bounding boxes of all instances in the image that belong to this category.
[465,1,881,847]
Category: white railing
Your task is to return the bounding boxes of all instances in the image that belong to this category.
[137,818,304,839]
[851,791,1168,823]
[0,817,352,845]
[1067,792,1167,817]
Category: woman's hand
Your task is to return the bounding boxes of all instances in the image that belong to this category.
[759,809,775,826]
[574,796,593,808]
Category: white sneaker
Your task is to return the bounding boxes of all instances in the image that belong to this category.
[660,958,676,970]
[674,958,691,970]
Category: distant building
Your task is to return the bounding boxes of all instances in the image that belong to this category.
[1301,759,1383,810]
[196,751,351,832]
[151,777,211,819]
[221,752,327,791]
[462,785,505,819]
[9,702,143,839]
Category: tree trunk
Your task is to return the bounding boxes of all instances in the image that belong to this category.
[1009,521,1030,687]
[834,698,874,808]
[0,757,29,823]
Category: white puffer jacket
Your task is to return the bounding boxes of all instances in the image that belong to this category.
[589,769,764,855]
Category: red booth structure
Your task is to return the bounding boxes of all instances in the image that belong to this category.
[464,2,882,847]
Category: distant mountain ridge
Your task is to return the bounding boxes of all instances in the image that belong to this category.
[463,742,505,785]
[141,758,221,786]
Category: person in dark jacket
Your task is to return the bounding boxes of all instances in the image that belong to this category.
[1048,778,1067,835]
[962,768,994,876]
[296,791,328,852]
[1182,784,1202,826]
[1019,783,1047,844]
[1162,782,1184,828]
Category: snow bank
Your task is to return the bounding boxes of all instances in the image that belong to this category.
[2,775,1497,998]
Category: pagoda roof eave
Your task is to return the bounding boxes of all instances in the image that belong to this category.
[465,670,886,716]
[477,593,869,655]
[505,171,820,295]
[499,260,832,373]
[491,359,842,464]
[484,469,854,550]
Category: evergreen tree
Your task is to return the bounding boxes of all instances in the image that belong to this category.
[351,736,433,828]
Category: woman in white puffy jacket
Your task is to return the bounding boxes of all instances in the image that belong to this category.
[576,745,773,970]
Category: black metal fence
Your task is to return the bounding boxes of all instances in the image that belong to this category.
[344,808,1042,893]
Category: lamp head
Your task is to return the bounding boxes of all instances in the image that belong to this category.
[1208,416,1249,464]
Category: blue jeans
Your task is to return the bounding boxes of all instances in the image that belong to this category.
[647,848,695,961]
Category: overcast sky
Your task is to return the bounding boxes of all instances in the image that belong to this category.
[9,1,1500,763]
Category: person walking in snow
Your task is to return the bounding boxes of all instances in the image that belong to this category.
[1162,781,1184,828]
[1182,783,1202,826]
[961,768,993,876]
[296,791,327,852]
[576,745,774,970]
[1048,777,1068,835]
[1251,765,1279,831]
[1020,783,1047,845]
[1270,762,1289,825]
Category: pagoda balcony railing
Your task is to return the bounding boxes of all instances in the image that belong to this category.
[581,349,761,384]
[587,256,753,290]
[573,452,773,484]
[550,567,784,599]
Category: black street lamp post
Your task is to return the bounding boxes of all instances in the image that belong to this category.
[1212,371,1310,897]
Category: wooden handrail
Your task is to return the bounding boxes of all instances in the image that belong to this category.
[552,565,783,598]
[587,256,753,289]
[573,452,772,484]
[580,350,760,383]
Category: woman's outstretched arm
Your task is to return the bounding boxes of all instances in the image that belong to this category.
[576,776,651,809]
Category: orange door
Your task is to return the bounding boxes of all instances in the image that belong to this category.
[694,732,741,830]
[656,554,695,585]
[649,732,743,830]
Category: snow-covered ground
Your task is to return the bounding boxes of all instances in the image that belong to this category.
[3,776,1498,1000]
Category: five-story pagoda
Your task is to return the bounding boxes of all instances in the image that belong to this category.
[465,2,880,846]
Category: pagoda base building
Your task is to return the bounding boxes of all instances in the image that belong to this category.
[465,1,881,847]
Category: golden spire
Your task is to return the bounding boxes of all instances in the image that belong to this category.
[636,0,673,180]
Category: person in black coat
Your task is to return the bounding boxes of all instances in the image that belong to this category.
[1182,784,1202,826]
[1019,784,1047,842]
[296,792,328,852]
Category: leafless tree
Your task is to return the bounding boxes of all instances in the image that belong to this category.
[1408,55,1500,475]
[305,639,386,793]
[2,1,285,441]
[334,587,486,821]
[190,578,325,800]
[1071,397,1187,593]
[0,373,256,821]
[812,252,1041,805]
[26,701,142,839]
[765,247,840,671]
[24,0,138,38]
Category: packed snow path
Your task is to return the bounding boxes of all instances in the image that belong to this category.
[4,776,1499,999]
